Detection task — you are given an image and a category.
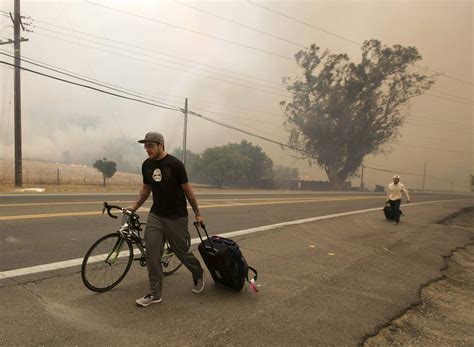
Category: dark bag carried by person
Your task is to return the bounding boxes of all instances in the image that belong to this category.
[383,202,403,220]
[194,222,258,292]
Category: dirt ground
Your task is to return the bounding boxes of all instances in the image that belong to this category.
[364,207,474,346]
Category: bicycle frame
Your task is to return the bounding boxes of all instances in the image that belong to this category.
[107,214,176,265]
[81,202,187,292]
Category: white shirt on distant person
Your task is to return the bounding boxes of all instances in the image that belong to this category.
[387,182,410,201]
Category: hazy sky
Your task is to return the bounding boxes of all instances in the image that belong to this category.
[0,0,472,191]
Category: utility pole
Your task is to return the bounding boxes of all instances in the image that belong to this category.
[422,161,427,191]
[359,164,364,191]
[182,98,188,165]
[13,0,23,187]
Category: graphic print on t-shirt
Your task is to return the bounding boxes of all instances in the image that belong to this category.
[152,168,162,182]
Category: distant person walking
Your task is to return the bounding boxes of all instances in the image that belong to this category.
[129,131,205,307]
[387,175,410,225]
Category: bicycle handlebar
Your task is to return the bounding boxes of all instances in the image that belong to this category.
[102,202,134,219]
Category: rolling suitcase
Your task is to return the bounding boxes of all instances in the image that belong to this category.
[194,222,258,292]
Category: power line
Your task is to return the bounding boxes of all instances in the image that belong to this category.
[364,165,423,177]
[3,57,470,160]
[404,121,472,135]
[32,30,290,99]
[0,60,313,157]
[132,87,471,129]
[29,26,467,128]
[1,53,289,146]
[363,165,457,184]
[430,88,472,103]
[190,104,284,126]
[247,0,474,87]
[173,0,306,48]
[43,22,461,108]
[0,60,181,111]
[421,67,474,86]
[191,108,288,142]
[34,18,285,87]
[119,87,285,117]
[397,142,472,155]
[189,109,311,155]
[423,92,474,106]
[33,23,286,90]
[0,48,287,127]
[34,7,472,106]
[56,0,142,174]
[4,49,469,144]
[85,0,294,61]
[247,0,362,46]
[34,25,285,94]
[0,50,182,110]
[409,114,472,130]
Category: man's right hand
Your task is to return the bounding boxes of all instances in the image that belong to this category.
[195,214,204,226]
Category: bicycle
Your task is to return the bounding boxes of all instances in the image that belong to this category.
[81,202,190,292]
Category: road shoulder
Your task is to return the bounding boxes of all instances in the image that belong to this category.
[364,207,474,346]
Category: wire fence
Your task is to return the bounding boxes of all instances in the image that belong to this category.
[0,159,142,187]
[410,189,473,196]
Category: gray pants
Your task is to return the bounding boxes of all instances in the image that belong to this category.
[145,213,203,297]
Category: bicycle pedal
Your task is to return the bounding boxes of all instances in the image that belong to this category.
[139,256,146,267]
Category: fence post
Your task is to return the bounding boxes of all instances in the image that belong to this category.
[57,168,60,185]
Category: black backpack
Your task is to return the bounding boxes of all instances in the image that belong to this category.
[195,223,258,292]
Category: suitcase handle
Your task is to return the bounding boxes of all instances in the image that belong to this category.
[193,222,217,254]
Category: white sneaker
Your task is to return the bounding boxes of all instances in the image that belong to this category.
[135,294,162,307]
[192,277,205,294]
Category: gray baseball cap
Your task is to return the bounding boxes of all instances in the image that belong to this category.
[138,131,164,144]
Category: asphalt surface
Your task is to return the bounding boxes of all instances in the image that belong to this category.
[0,192,473,345]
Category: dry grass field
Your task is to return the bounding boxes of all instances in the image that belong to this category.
[0,158,142,192]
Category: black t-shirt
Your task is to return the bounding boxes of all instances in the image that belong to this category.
[142,154,189,218]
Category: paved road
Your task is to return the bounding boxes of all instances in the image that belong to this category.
[0,192,472,345]
[0,192,465,272]
[1,191,389,272]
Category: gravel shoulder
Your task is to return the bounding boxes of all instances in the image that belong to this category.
[364,207,474,346]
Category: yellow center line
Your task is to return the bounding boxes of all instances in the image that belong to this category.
[0,201,136,208]
[198,196,381,209]
[0,211,103,220]
[0,196,376,207]
[0,196,382,221]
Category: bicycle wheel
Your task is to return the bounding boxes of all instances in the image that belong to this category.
[81,233,133,292]
[162,233,191,276]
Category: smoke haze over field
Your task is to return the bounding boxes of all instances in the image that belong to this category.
[0,0,472,190]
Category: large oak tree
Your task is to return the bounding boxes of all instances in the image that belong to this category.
[282,40,435,189]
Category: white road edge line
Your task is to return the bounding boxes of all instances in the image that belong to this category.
[0,199,468,280]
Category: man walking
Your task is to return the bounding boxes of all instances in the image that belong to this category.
[387,175,411,225]
[129,131,205,307]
